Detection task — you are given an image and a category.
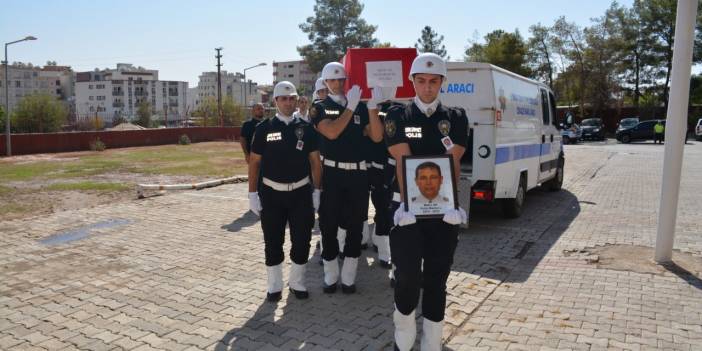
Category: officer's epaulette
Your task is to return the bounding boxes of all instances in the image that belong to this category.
[386,104,409,122]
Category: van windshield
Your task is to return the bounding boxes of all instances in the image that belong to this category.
[581,118,601,126]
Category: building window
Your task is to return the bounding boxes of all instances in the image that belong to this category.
[15,81,21,88]
[89,96,94,101]
[288,74,294,78]
[89,85,93,89]
[97,96,105,101]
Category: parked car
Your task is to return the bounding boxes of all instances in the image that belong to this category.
[617,117,640,133]
[696,118,702,141]
[616,119,665,143]
[561,124,582,144]
[580,118,605,141]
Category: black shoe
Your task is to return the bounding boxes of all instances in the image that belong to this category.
[393,342,401,351]
[266,291,282,302]
[390,278,396,288]
[372,244,378,253]
[289,288,309,300]
[341,284,356,294]
[378,260,392,269]
[323,282,337,294]
[360,243,369,250]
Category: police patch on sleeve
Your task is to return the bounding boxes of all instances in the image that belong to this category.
[309,106,318,119]
[384,119,396,138]
[438,119,451,136]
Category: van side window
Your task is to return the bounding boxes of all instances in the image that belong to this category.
[540,89,550,125]
[548,92,557,127]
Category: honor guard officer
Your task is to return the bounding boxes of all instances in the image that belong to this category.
[247,81,322,302]
[241,103,266,164]
[312,78,328,102]
[311,62,384,294]
[385,53,468,350]
[365,97,403,269]
[293,96,310,122]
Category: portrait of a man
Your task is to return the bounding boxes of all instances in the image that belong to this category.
[404,155,457,217]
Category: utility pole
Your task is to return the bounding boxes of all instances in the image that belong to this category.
[215,47,223,127]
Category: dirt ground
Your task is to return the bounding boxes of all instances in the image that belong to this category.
[0,141,246,221]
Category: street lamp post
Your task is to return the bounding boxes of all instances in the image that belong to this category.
[4,35,37,157]
[243,62,266,107]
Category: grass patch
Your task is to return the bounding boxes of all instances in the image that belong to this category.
[44,181,131,192]
[0,202,31,215]
[0,185,14,196]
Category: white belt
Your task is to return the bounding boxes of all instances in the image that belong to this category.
[387,158,396,166]
[392,192,401,202]
[323,158,367,171]
[370,161,384,170]
[262,176,310,191]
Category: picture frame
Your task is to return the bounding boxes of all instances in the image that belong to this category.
[402,154,458,219]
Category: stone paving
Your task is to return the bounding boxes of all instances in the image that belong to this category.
[1,140,701,350]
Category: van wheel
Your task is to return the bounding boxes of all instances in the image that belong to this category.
[621,134,631,143]
[501,174,526,218]
[544,156,564,191]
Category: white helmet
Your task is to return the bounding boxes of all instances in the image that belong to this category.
[273,81,298,98]
[314,77,326,93]
[409,53,447,80]
[321,62,346,80]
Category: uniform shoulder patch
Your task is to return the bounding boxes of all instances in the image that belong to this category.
[384,119,397,138]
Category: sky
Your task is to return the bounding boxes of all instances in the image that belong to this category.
[1,0,634,87]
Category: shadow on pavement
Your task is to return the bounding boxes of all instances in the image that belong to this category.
[662,262,702,290]
[221,211,260,233]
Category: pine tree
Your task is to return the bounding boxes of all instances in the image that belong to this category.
[298,0,378,73]
[415,26,448,58]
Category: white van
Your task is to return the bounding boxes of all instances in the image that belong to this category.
[440,62,563,218]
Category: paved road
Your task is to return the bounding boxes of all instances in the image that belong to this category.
[1,139,700,350]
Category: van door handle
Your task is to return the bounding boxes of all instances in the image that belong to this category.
[550,134,554,142]
[542,135,546,143]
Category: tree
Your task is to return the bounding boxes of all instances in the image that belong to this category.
[11,93,67,133]
[637,0,702,109]
[528,23,555,88]
[298,0,378,73]
[374,42,395,48]
[415,26,447,58]
[136,101,151,128]
[194,97,244,126]
[552,17,587,118]
[465,29,532,77]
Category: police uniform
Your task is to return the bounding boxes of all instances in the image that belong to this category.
[386,101,468,350]
[241,116,264,155]
[366,101,405,268]
[311,95,370,293]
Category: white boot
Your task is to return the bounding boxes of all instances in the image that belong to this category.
[337,228,347,255]
[323,258,339,286]
[377,235,391,265]
[361,221,370,246]
[266,264,283,293]
[341,257,358,286]
[420,318,443,351]
[393,308,416,351]
[289,262,307,292]
[288,262,309,299]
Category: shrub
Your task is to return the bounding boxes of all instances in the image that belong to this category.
[179,134,191,145]
[89,138,106,151]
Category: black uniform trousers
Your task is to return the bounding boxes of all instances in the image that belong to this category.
[368,166,391,237]
[319,166,368,260]
[390,218,459,322]
[260,183,315,266]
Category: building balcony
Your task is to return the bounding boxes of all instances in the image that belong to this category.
[113,102,124,108]
[134,91,146,96]
[168,102,179,107]
[113,90,124,96]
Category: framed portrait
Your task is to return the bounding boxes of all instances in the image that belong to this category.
[402,155,458,218]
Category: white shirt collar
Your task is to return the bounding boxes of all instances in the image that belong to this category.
[293,111,310,123]
[330,94,347,106]
[413,96,440,117]
[275,112,294,125]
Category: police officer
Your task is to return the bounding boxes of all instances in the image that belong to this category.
[385,53,468,350]
[241,103,266,164]
[312,77,328,102]
[293,96,310,122]
[311,62,384,294]
[248,81,322,302]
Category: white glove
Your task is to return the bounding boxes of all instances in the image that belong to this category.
[443,207,468,225]
[248,192,262,216]
[346,85,362,112]
[313,189,321,211]
[393,203,416,227]
[367,86,397,110]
